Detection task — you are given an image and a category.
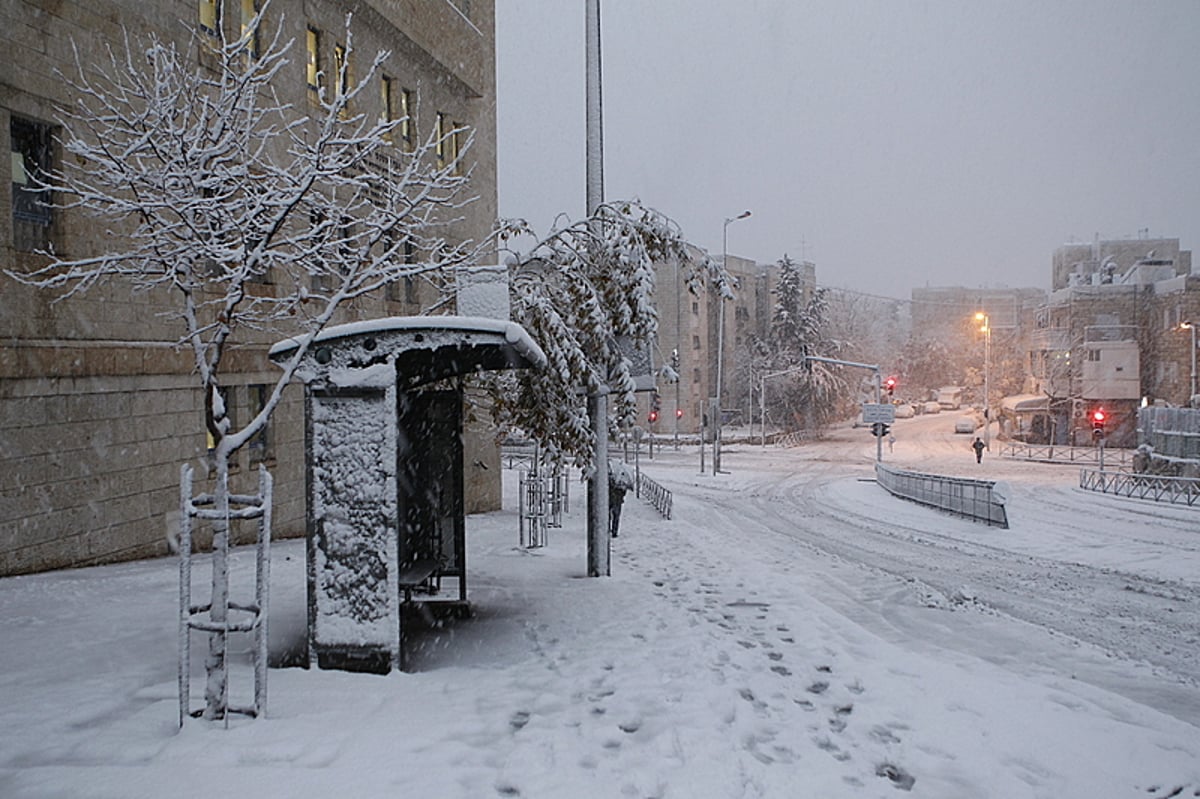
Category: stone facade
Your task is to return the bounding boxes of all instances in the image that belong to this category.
[1,0,499,575]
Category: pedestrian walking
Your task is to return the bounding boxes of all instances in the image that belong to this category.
[608,459,635,537]
[972,437,985,464]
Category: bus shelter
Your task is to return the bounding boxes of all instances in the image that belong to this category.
[270,316,545,672]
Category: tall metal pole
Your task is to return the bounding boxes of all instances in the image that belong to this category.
[714,210,749,475]
[760,374,766,447]
[1191,323,1197,401]
[585,0,608,576]
[976,311,991,451]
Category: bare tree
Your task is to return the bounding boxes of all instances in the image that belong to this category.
[7,8,487,719]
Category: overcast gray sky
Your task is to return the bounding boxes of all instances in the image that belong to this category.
[495,1,1200,300]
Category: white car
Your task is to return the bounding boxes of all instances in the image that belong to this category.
[954,416,977,434]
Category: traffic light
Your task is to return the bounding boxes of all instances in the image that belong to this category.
[676,408,684,419]
[885,376,896,396]
[871,422,891,437]
[649,391,661,423]
[1091,408,1106,439]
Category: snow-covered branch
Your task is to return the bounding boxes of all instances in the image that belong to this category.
[488,201,724,471]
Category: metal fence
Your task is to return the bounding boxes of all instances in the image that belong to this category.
[999,441,1132,467]
[774,429,821,448]
[1079,467,1200,507]
[875,462,1009,528]
[501,446,536,470]
[1139,406,1200,461]
[636,472,673,520]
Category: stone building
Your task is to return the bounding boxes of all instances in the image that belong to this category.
[646,250,804,436]
[1052,235,1191,291]
[1,0,499,575]
[1030,248,1200,447]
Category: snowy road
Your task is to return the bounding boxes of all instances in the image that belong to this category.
[642,413,1200,727]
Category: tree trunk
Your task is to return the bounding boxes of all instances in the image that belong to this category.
[204,452,231,719]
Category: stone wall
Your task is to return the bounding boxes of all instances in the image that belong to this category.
[1,0,499,576]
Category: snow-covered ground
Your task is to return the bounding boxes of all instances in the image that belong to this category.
[2,413,1198,798]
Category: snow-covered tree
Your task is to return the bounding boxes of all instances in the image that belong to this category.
[484,202,727,471]
[6,8,487,720]
[764,255,848,431]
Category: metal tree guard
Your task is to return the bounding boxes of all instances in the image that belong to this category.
[178,464,272,726]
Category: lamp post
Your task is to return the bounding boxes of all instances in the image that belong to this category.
[1181,321,1197,404]
[714,209,750,475]
[975,311,991,450]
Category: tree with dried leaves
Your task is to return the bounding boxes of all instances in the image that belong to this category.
[487,202,729,473]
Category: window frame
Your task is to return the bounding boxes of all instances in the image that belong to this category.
[305,25,321,101]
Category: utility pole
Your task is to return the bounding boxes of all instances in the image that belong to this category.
[585,0,608,577]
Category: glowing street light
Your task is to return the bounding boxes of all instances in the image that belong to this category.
[1180,321,1197,403]
[975,311,991,450]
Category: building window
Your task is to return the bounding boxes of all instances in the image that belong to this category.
[199,0,221,38]
[305,26,321,101]
[10,117,54,253]
[386,237,418,304]
[247,384,272,465]
[692,301,699,315]
[380,75,394,138]
[399,88,414,151]
[435,113,447,170]
[240,0,260,60]
[452,120,466,176]
[692,334,701,350]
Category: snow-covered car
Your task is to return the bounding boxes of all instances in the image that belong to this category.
[893,404,915,419]
[954,416,977,434]
[922,401,942,414]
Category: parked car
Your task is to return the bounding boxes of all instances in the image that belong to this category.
[954,416,977,434]
[893,403,915,419]
[922,401,941,414]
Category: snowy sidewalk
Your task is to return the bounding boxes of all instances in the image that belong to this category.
[1,462,1198,798]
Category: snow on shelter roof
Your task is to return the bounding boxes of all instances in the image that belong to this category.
[269,315,546,388]
[1000,394,1050,412]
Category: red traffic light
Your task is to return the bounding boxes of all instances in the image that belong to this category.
[1092,409,1106,425]
[675,408,684,419]
[885,376,897,395]
[648,411,659,423]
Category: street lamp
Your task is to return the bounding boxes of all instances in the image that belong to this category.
[714,209,750,475]
[975,311,991,450]
[1180,321,1197,404]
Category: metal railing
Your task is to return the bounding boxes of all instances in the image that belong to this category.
[875,462,1008,528]
[1079,468,1200,507]
[636,472,673,520]
[999,441,1132,467]
[501,446,536,470]
[774,429,820,448]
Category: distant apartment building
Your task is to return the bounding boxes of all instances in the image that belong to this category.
[1052,235,1191,291]
[647,252,804,434]
[1,0,499,575]
[908,285,1046,404]
[1029,239,1199,447]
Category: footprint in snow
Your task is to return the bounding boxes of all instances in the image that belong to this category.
[877,763,916,791]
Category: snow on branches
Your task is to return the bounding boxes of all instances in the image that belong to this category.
[766,255,848,431]
[6,6,485,458]
[489,201,727,472]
